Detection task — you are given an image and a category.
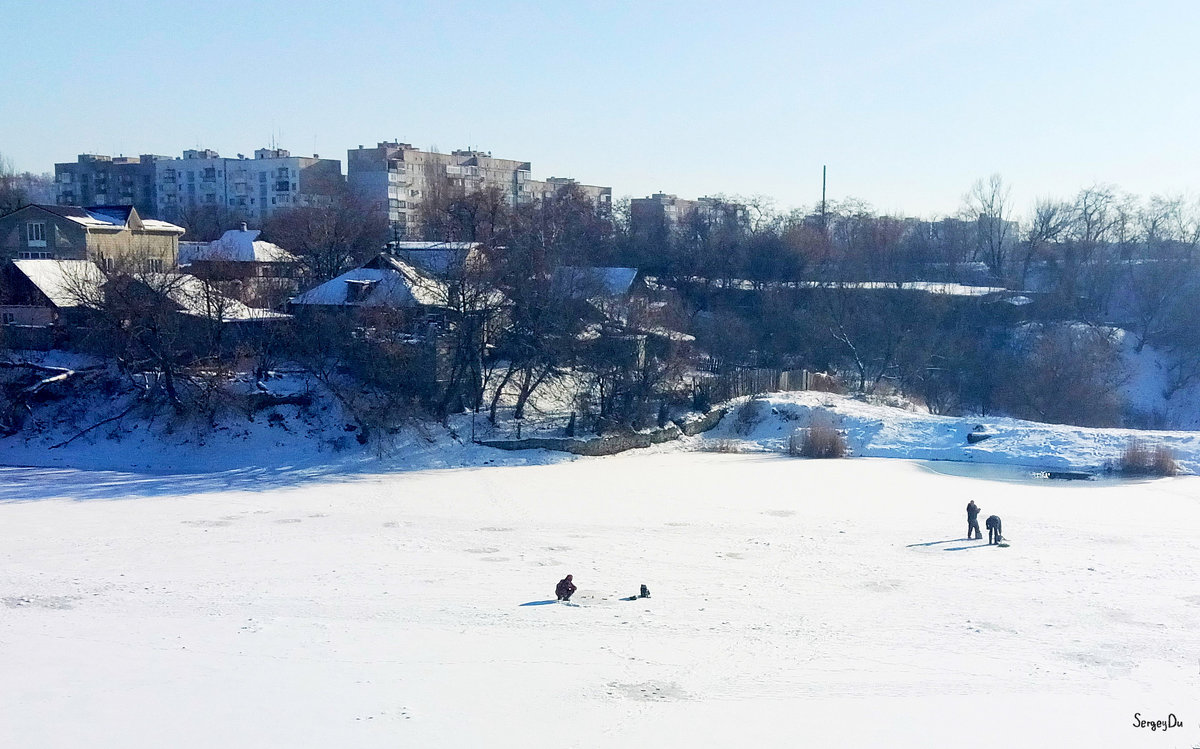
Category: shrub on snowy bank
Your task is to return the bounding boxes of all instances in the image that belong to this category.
[701,438,746,453]
[734,398,766,435]
[788,422,847,459]
[1114,440,1178,477]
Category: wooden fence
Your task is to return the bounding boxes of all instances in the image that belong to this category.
[697,368,811,403]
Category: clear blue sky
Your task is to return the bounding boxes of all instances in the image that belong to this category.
[3,0,1198,218]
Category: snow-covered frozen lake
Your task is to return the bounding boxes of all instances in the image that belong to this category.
[2,453,1198,748]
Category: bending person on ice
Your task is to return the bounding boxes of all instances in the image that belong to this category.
[556,574,576,602]
[986,515,1003,545]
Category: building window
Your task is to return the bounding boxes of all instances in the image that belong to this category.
[18,251,53,259]
[27,222,46,247]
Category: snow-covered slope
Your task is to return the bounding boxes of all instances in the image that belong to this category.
[4,382,1200,476]
[690,391,1200,474]
[0,369,568,476]
[1114,331,1200,429]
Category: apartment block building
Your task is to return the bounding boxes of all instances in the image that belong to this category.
[630,193,747,239]
[347,142,611,240]
[55,149,343,225]
[54,154,170,219]
[523,176,612,207]
[155,148,343,224]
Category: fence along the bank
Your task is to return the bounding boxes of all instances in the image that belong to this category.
[697,368,811,403]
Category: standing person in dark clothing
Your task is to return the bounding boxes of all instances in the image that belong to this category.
[555,574,576,601]
[966,500,983,540]
[986,515,1003,545]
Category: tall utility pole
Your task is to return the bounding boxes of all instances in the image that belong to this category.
[820,165,828,234]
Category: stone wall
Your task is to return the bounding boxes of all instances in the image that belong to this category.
[677,407,728,436]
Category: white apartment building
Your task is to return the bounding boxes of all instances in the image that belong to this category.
[155,148,343,224]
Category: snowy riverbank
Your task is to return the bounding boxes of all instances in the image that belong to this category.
[3,386,1199,478]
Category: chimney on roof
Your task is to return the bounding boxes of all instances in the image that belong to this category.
[241,222,248,231]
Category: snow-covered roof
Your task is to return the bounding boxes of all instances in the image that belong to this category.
[392,250,470,276]
[179,228,296,264]
[386,241,481,252]
[139,219,187,235]
[85,205,135,226]
[11,259,104,308]
[140,273,290,321]
[40,206,124,229]
[32,205,185,234]
[552,266,639,298]
[638,325,696,342]
[290,255,448,308]
[649,276,1009,297]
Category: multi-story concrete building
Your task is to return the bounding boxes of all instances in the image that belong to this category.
[54,154,170,219]
[630,193,746,240]
[55,149,343,225]
[155,148,343,225]
[523,176,612,207]
[348,142,611,240]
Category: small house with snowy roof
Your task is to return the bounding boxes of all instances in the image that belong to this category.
[0,204,185,269]
[289,253,450,313]
[179,223,299,280]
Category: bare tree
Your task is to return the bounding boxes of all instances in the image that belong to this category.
[997,323,1126,427]
[1018,198,1072,288]
[961,174,1014,277]
[1121,196,1200,352]
[171,203,250,242]
[417,169,513,244]
[0,153,51,216]
[263,188,387,281]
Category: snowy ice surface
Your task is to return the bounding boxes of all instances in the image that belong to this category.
[3,381,1200,746]
[0,453,1197,748]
